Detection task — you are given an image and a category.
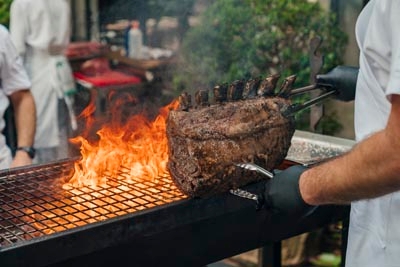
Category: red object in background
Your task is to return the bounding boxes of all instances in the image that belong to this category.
[80,58,112,77]
[74,57,142,87]
[73,71,141,87]
[66,42,109,59]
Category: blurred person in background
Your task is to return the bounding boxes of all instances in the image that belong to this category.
[264,0,400,266]
[9,0,77,164]
[0,24,36,169]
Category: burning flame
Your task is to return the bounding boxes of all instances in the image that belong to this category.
[63,94,179,190]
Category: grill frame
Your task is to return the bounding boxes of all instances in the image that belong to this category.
[0,131,354,267]
[0,158,348,267]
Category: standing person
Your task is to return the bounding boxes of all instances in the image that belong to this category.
[9,0,77,164]
[0,24,36,169]
[263,0,400,266]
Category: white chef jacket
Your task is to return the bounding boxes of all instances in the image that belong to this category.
[9,0,76,149]
[347,0,400,266]
[0,25,31,169]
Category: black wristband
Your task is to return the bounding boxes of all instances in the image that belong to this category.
[16,146,36,159]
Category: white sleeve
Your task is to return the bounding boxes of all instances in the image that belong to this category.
[387,1,400,96]
[0,27,31,95]
[9,0,29,57]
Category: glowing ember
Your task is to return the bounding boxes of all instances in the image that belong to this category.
[63,96,179,190]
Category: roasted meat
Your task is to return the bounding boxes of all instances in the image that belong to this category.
[166,76,296,197]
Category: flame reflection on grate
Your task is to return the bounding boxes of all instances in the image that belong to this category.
[0,160,185,248]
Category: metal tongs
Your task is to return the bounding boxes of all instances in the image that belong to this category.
[229,163,274,209]
[280,36,358,117]
[282,64,358,117]
[234,163,274,179]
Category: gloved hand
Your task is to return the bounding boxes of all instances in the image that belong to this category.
[264,165,315,219]
[316,65,359,102]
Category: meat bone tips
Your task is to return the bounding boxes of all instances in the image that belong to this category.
[195,89,210,108]
[242,76,261,99]
[213,83,228,103]
[257,73,281,97]
[227,79,245,101]
[178,92,192,111]
[277,75,297,98]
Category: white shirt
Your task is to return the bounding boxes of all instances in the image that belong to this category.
[10,0,71,59]
[347,0,400,266]
[0,25,31,169]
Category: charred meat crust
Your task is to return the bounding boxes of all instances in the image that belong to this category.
[166,97,295,197]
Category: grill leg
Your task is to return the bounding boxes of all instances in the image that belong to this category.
[341,207,350,267]
[258,242,282,267]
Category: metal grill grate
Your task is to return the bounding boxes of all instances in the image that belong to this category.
[0,159,185,248]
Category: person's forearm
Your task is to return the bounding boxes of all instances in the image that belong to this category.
[10,90,36,147]
[299,96,400,205]
[300,130,400,205]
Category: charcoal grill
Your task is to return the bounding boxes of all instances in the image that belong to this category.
[0,131,353,267]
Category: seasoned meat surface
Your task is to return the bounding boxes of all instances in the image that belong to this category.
[166,96,295,197]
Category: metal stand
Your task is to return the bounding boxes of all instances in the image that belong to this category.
[341,206,351,267]
[258,242,282,267]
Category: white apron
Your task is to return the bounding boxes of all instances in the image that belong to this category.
[25,49,77,148]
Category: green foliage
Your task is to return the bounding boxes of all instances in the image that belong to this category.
[172,0,348,134]
[315,111,343,135]
[175,0,347,90]
[0,0,12,26]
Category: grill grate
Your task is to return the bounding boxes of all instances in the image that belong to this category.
[0,159,185,248]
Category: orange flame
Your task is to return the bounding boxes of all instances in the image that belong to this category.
[63,95,179,189]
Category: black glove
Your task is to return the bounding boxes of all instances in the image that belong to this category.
[316,65,359,102]
[264,165,315,219]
